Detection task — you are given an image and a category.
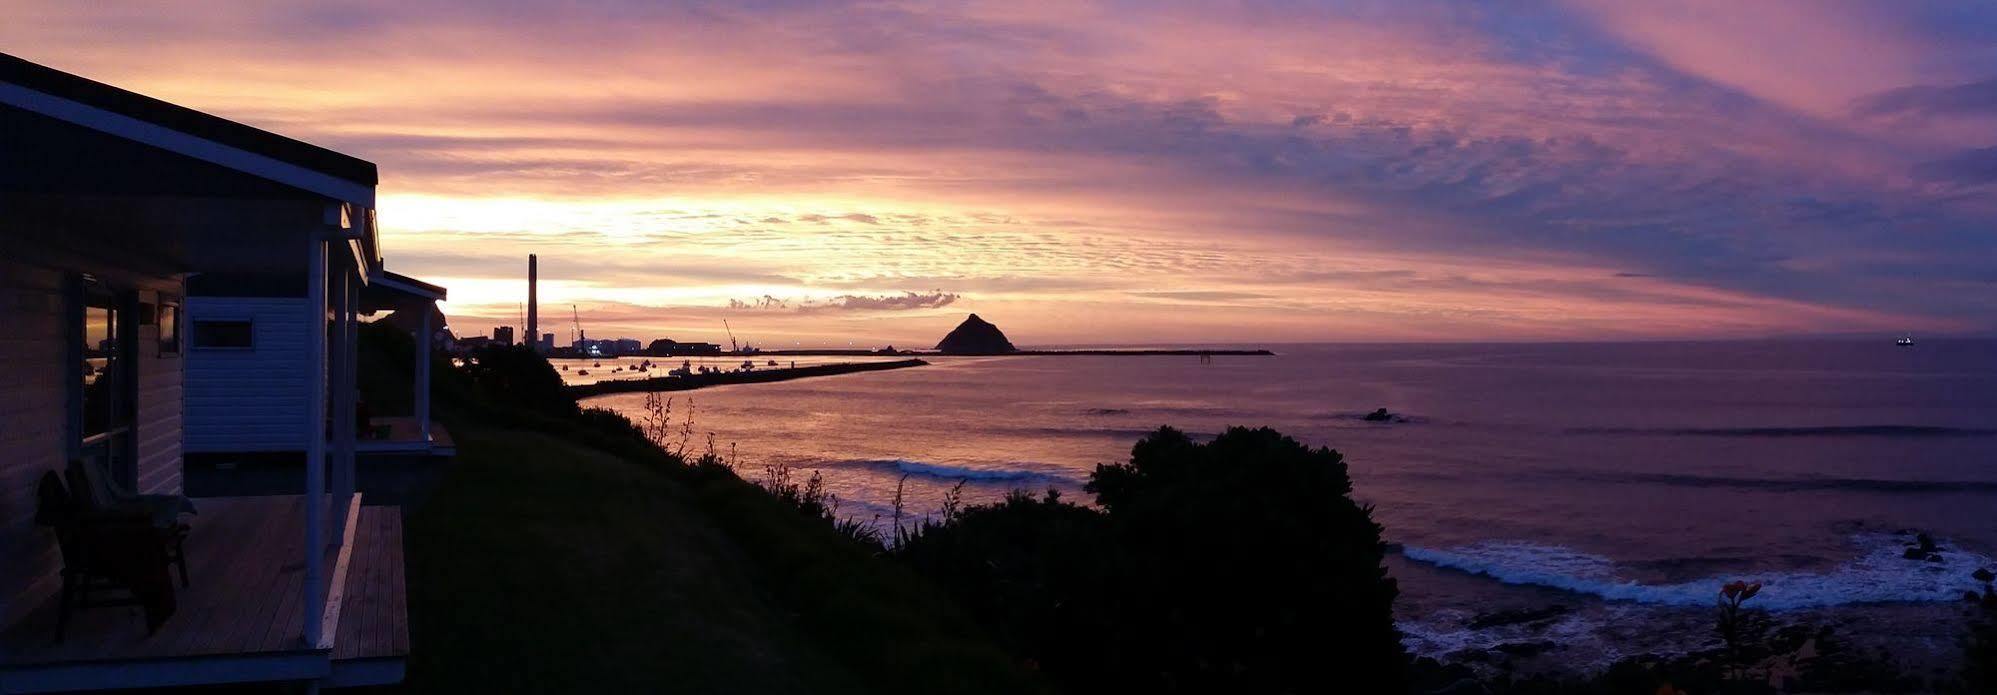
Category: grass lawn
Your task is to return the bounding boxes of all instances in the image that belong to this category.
[393,419,1040,694]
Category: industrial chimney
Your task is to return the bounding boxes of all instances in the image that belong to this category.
[527,254,539,352]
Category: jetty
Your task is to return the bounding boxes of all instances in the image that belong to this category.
[568,358,928,398]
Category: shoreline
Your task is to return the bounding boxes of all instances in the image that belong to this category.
[567,358,929,398]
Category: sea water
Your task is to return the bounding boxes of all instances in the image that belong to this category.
[582,340,1997,671]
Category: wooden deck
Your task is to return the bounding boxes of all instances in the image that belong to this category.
[333,507,407,661]
[0,495,409,693]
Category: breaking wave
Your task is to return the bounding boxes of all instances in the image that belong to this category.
[1401,534,1993,610]
[846,458,1080,483]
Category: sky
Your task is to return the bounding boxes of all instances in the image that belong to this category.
[9,1,1997,347]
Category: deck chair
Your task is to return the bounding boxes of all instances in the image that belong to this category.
[35,471,175,640]
[66,460,191,588]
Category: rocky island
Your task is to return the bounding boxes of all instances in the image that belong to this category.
[935,313,1020,355]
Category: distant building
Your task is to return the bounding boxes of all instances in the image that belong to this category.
[541,333,555,352]
[647,339,722,356]
[492,325,514,345]
[573,336,647,357]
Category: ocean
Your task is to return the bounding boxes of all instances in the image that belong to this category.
[576,340,1997,672]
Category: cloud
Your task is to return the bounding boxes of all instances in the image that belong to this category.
[1854,77,1997,118]
[1127,290,1277,302]
[12,1,1997,341]
[729,291,962,313]
[1913,146,1997,184]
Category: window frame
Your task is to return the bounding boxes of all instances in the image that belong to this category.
[157,300,181,356]
[191,318,256,350]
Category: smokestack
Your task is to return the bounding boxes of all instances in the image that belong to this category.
[527,254,539,352]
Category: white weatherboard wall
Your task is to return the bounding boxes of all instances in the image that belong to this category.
[185,296,311,453]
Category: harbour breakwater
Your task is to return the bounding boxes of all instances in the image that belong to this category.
[754,349,1276,357]
[567,358,929,398]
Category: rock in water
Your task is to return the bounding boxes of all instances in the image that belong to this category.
[935,314,1018,354]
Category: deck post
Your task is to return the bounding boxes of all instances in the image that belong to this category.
[304,237,327,648]
[331,264,357,521]
[416,306,432,444]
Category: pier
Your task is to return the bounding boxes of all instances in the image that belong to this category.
[567,358,929,398]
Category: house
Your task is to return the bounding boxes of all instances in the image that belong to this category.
[0,53,409,691]
[184,270,453,457]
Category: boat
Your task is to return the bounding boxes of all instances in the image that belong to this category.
[1897,335,1914,347]
[577,369,589,376]
[767,360,778,367]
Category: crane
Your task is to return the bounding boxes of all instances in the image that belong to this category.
[723,319,739,354]
[571,304,582,346]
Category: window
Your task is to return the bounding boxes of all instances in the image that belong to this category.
[81,291,124,439]
[75,278,136,489]
[158,302,181,354]
[192,319,254,349]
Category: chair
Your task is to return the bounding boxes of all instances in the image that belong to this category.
[35,471,158,641]
[66,459,190,587]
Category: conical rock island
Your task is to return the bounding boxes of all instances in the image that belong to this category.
[935,314,1018,354]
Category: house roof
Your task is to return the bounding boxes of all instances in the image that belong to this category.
[0,52,378,190]
[372,271,448,301]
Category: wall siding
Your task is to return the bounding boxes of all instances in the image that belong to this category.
[136,289,184,495]
[0,261,71,629]
[185,296,310,452]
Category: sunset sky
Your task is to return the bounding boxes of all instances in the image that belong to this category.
[9,2,1996,347]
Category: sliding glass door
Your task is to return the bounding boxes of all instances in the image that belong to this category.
[75,277,137,489]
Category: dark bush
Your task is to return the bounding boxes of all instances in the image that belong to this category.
[1963,569,1997,693]
[463,344,575,416]
[896,490,1117,686]
[356,321,417,413]
[899,426,1407,693]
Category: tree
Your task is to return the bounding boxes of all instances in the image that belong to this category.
[463,344,574,416]
[900,426,1407,693]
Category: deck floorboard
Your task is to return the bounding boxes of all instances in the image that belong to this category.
[334,508,407,661]
[0,493,389,667]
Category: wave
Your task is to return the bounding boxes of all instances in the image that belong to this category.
[1575,471,1997,494]
[846,458,1080,483]
[1567,425,1997,438]
[1400,534,1993,610]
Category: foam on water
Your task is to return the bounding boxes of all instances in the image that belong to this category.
[1401,533,1993,609]
[847,458,1077,483]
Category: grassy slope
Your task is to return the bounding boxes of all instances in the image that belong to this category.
[398,420,1039,694]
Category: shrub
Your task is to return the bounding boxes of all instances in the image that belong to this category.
[463,344,575,416]
[899,426,1407,693]
[1963,567,1997,693]
[896,490,1117,687]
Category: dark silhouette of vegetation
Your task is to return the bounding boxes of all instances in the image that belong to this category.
[462,344,575,416]
[370,339,1044,694]
[1962,567,1997,694]
[897,426,1406,693]
[1717,580,1766,684]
